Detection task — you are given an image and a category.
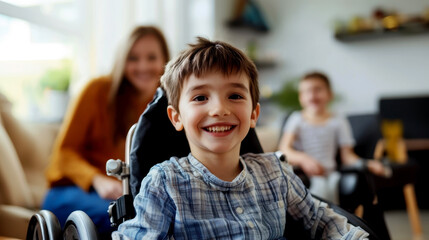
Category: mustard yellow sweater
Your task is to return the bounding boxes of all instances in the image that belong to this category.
[46,77,135,191]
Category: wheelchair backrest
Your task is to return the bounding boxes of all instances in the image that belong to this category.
[129,87,264,198]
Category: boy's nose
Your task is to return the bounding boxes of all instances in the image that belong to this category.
[209,100,230,117]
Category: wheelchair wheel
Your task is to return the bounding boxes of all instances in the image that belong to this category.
[63,210,98,240]
[26,210,61,240]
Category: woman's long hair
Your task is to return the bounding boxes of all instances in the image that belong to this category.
[108,26,170,139]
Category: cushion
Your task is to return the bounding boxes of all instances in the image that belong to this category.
[0,205,35,239]
[0,113,34,207]
[0,94,40,170]
[0,93,58,207]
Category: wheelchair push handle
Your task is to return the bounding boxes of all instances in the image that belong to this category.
[106,159,130,195]
[106,124,137,196]
[106,159,123,175]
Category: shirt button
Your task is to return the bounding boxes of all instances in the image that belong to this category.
[235,207,243,214]
[247,221,255,228]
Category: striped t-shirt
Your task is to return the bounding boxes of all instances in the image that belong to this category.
[283,111,355,173]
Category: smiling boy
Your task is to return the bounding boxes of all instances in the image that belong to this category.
[112,38,369,239]
[167,70,258,182]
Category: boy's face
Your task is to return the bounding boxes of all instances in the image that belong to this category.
[167,71,260,159]
[298,77,332,113]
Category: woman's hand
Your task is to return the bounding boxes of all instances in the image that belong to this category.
[92,174,123,200]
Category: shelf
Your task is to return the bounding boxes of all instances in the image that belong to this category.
[335,24,429,42]
[226,0,270,33]
[227,19,269,33]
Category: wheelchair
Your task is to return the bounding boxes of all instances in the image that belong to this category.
[27,88,381,239]
[26,209,98,240]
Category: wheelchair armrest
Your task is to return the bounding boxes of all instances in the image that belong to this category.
[327,201,380,240]
[284,195,380,240]
[108,194,135,228]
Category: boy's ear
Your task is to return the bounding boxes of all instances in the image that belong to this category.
[167,105,184,131]
[250,103,260,128]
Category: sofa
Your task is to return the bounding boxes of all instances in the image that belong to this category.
[0,94,60,239]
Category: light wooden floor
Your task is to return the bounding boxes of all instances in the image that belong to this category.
[385,210,429,240]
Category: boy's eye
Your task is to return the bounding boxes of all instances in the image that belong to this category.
[229,94,244,100]
[192,95,207,102]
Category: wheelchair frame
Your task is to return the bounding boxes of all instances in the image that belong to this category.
[106,124,138,227]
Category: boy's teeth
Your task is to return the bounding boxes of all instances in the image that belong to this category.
[207,126,231,132]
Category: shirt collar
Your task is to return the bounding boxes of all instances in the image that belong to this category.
[187,153,248,191]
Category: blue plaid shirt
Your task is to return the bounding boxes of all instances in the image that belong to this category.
[112,153,368,240]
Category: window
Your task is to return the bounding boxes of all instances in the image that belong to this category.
[0,0,215,121]
[0,0,86,121]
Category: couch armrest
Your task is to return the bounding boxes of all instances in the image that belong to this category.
[0,205,36,239]
[0,122,34,208]
[1,107,60,208]
[24,122,60,207]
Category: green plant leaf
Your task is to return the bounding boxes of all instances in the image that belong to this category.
[38,61,71,92]
[270,78,301,111]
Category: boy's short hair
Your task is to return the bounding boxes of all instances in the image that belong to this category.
[161,37,259,111]
[301,71,332,91]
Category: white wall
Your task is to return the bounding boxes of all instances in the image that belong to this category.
[215,0,429,126]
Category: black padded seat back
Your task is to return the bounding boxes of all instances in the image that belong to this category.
[379,95,429,139]
[129,87,263,198]
[347,113,382,159]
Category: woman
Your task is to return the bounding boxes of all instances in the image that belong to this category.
[42,26,170,235]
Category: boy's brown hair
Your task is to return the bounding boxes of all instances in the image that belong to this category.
[301,71,332,92]
[161,37,259,112]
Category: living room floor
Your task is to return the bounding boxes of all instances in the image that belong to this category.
[385,210,429,240]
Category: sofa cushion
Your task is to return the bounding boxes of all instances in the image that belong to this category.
[0,205,35,239]
[0,94,44,172]
[0,113,34,207]
[23,122,60,206]
[0,94,59,207]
